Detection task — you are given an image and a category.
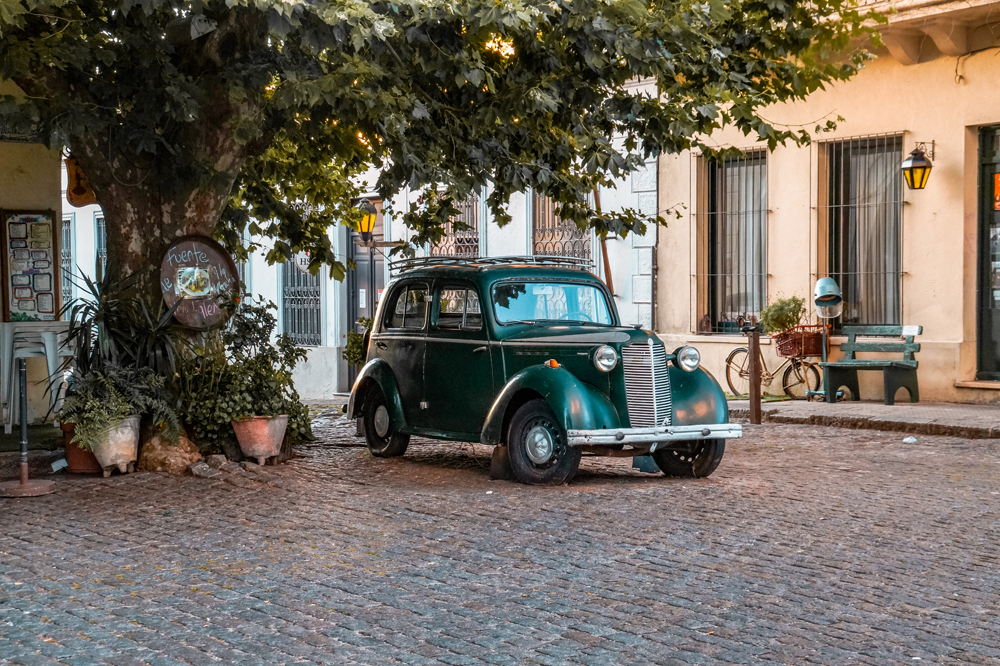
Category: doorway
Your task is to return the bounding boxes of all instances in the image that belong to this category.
[977,126,1000,380]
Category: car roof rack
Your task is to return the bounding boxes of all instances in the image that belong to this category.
[388,255,595,273]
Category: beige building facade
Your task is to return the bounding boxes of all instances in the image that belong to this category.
[656,0,1000,404]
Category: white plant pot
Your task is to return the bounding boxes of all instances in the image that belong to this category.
[91,415,140,477]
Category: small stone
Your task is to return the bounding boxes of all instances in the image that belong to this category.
[137,432,201,475]
[205,454,228,469]
[219,461,242,474]
[187,461,221,479]
[239,461,260,473]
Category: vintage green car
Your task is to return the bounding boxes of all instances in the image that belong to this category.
[347,257,742,485]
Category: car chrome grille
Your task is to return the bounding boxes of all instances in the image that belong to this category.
[622,340,672,427]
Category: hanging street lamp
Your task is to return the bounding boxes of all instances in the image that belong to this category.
[356,198,379,317]
[357,198,378,243]
[902,142,934,190]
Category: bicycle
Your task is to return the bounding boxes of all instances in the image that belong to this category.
[725,343,821,400]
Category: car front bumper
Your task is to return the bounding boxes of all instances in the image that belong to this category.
[566,423,743,449]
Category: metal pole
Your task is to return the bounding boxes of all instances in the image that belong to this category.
[369,244,376,316]
[748,328,762,424]
[19,359,28,485]
[0,358,56,497]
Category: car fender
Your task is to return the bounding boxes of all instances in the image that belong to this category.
[669,366,730,425]
[480,365,622,446]
[346,358,408,431]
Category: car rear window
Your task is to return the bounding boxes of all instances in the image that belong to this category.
[386,283,429,330]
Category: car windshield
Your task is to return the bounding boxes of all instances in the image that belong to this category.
[492,281,614,325]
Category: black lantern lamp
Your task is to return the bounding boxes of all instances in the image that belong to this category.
[358,199,378,243]
[902,142,934,190]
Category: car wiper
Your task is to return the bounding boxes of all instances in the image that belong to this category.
[505,319,538,325]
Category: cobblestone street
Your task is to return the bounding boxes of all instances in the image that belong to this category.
[2,418,1000,665]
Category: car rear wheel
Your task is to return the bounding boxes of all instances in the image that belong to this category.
[363,385,410,457]
[507,399,581,485]
[652,439,725,478]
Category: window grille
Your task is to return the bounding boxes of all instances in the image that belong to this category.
[431,194,480,259]
[281,261,322,346]
[532,194,591,260]
[61,216,73,305]
[822,135,903,327]
[96,217,107,280]
[695,152,768,333]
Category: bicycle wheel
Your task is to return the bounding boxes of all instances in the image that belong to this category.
[782,359,821,399]
[725,347,751,398]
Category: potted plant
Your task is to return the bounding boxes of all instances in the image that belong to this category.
[58,271,182,474]
[58,366,178,476]
[760,296,822,358]
[178,299,312,464]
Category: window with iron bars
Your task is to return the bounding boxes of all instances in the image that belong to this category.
[61,216,73,305]
[281,261,322,346]
[431,193,480,259]
[96,216,107,280]
[694,152,768,334]
[822,134,903,328]
[532,194,591,260]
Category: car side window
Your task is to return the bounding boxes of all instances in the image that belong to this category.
[435,285,482,331]
[385,283,429,330]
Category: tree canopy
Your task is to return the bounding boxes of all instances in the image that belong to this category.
[0,0,878,282]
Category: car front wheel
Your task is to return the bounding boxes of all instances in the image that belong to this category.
[507,399,581,485]
[363,385,410,457]
[652,439,725,478]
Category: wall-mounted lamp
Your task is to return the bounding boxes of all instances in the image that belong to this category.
[357,198,378,243]
[902,141,934,190]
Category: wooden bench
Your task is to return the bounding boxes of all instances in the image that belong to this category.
[820,325,922,405]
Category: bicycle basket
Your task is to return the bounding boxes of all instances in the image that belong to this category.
[774,325,823,358]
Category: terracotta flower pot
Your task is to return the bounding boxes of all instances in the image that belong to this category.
[62,422,103,474]
[91,415,140,477]
[231,415,288,465]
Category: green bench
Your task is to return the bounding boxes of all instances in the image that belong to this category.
[821,325,922,405]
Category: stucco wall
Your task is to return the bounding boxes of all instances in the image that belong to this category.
[656,46,1000,404]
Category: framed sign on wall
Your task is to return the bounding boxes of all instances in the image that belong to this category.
[1,210,60,321]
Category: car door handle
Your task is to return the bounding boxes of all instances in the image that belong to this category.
[375,341,388,350]
[472,346,488,354]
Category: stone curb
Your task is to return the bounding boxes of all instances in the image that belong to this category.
[730,408,1000,440]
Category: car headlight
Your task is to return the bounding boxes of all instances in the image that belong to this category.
[593,345,618,372]
[674,346,701,372]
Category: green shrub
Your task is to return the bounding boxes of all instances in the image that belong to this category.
[177,299,313,451]
[759,296,805,336]
[342,317,373,367]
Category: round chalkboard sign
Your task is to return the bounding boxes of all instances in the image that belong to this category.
[159,236,240,329]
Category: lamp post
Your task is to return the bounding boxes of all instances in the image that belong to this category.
[812,277,843,402]
[902,142,934,190]
[357,199,378,317]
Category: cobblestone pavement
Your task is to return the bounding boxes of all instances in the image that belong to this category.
[2,416,1000,665]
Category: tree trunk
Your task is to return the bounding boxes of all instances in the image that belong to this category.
[12,7,267,304]
[71,114,249,303]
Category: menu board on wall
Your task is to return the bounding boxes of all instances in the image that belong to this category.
[1,210,58,321]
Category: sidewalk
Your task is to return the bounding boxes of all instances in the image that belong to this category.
[729,399,1000,439]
